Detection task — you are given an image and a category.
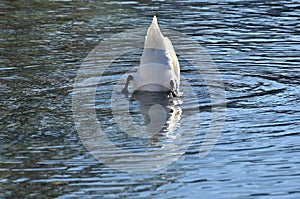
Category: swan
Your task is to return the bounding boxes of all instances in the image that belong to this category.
[122,16,180,96]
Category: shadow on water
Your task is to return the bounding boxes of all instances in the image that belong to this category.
[97,90,179,135]
[112,90,183,148]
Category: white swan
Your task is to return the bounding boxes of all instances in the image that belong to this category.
[122,16,180,96]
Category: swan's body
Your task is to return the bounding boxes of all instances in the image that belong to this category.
[122,16,180,96]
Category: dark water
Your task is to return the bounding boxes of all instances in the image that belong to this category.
[1,0,300,198]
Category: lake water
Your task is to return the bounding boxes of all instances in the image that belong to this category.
[1,0,300,198]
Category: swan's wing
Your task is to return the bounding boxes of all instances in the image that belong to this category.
[164,37,180,79]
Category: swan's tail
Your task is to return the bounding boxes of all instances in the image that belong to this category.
[141,16,180,80]
[144,16,175,53]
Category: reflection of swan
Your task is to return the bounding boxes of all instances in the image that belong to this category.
[131,91,182,139]
[122,16,180,96]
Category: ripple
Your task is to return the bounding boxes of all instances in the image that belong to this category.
[1,0,300,198]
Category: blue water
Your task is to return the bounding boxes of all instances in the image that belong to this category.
[1,0,300,198]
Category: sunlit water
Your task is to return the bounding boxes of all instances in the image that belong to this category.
[1,0,300,198]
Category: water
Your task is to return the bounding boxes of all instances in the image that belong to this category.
[1,0,300,198]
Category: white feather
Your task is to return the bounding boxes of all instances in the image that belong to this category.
[127,16,180,94]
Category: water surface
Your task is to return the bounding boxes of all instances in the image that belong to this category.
[1,0,300,198]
